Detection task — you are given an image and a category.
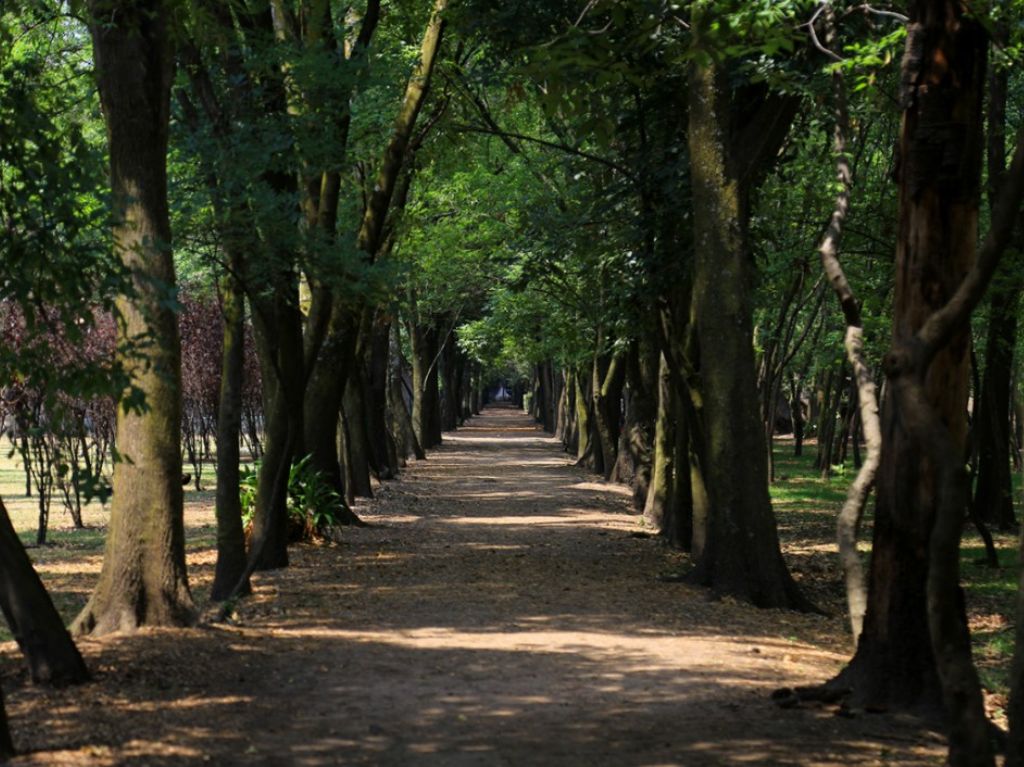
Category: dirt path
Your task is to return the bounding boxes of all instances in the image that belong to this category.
[6,406,944,765]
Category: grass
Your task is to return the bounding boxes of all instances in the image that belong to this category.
[771,437,1019,699]
[0,446,220,641]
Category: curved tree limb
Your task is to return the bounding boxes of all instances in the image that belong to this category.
[816,4,879,645]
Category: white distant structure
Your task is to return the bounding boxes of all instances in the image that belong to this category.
[494,382,511,401]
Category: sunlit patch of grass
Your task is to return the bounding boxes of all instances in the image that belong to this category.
[0,450,223,642]
[770,437,1021,696]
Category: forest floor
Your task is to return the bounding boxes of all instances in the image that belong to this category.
[2,406,956,765]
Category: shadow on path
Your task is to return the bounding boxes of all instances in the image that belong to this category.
[5,407,944,766]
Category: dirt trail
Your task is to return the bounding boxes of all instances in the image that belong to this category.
[5,406,943,765]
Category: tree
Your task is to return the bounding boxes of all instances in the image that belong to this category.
[73,0,195,635]
[685,2,812,610]
[832,0,987,713]
[0,499,89,685]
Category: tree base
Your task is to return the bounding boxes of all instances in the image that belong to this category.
[72,590,195,638]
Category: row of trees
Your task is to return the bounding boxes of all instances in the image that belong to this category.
[428,2,1024,765]
[1,1,1023,765]
[0,0,496,756]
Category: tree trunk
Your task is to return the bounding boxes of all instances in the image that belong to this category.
[368,318,400,479]
[411,322,442,450]
[0,498,88,685]
[210,271,250,601]
[75,0,195,635]
[686,19,810,610]
[670,391,696,551]
[0,684,12,762]
[574,370,593,465]
[342,370,374,499]
[301,300,362,525]
[248,288,306,571]
[834,4,987,731]
[389,325,424,461]
[592,353,625,480]
[643,353,674,533]
[440,330,460,432]
[973,39,1018,533]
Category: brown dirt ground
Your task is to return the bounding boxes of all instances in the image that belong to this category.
[2,406,947,766]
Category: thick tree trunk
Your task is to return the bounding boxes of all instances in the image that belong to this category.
[440,331,460,432]
[574,370,593,464]
[248,288,307,571]
[643,354,674,533]
[670,392,696,551]
[75,0,195,635]
[974,290,1019,530]
[301,300,362,525]
[0,498,88,685]
[613,345,656,508]
[210,272,250,601]
[686,22,810,610]
[835,5,987,734]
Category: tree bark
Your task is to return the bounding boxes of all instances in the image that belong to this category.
[341,368,374,499]
[643,353,674,533]
[75,0,195,635]
[0,684,12,761]
[592,353,625,480]
[815,10,878,643]
[411,321,442,450]
[686,14,811,610]
[834,9,990,750]
[367,317,399,478]
[210,270,251,601]
[0,498,88,685]
[973,33,1018,532]
[389,325,424,461]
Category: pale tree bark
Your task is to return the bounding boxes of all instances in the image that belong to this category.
[74,0,194,636]
[816,6,878,645]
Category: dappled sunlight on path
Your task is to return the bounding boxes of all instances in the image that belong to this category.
[4,406,945,766]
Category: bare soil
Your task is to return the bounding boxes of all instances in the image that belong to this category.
[3,406,945,765]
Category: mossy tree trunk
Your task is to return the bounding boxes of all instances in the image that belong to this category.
[75,0,195,635]
[686,11,810,610]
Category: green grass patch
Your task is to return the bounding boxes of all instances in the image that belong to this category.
[770,438,1020,697]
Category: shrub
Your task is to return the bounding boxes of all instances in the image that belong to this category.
[240,455,343,543]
